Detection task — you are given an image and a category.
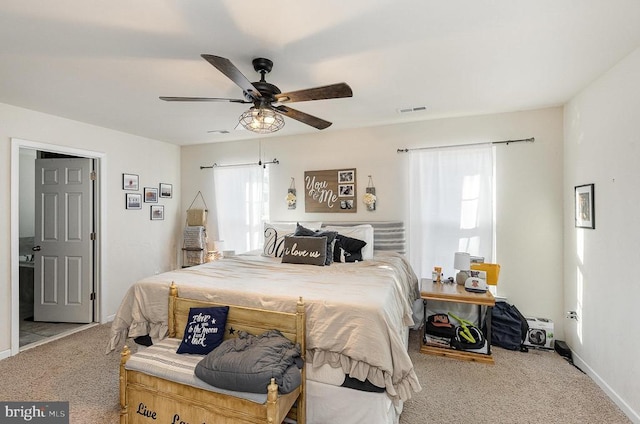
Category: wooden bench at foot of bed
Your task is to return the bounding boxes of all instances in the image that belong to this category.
[119,282,306,424]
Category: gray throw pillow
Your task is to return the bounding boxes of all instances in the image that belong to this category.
[293,224,338,265]
[281,236,327,266]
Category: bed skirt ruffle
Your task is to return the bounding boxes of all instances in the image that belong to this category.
[307,348,421,403]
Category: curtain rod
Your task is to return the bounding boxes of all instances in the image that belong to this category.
[200,158,279,169]
[396,137,534,153]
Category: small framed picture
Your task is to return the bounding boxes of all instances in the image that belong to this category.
[338,170,355,183]
[125,193,142,210]
[122,173,139,191]
[159,183,173,198]
[575,183,595,229]
[338,184,354,197]
[144,187,158,203]
[150,205,164,220]
[340,199,354,210]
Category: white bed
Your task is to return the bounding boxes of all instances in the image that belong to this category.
[108,221,422,424]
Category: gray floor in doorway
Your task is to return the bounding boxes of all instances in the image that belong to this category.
[19,299,86,347]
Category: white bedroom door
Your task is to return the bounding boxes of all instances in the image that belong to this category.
[33,157,94,323]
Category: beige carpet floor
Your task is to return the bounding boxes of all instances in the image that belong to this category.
[0,323,631,424]
[401,330,631,423]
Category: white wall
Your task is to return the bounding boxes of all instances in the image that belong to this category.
[0,102,182,356]
[564,47,640,422]
[181,106,565,338]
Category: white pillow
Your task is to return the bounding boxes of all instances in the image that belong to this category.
[262,222,322,257]
[323,224,374,260]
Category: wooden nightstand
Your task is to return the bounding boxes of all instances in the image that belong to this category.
[420,279,495,364]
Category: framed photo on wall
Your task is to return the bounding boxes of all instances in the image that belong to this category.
[150,205,164,220]
[575,183,595,229]
[160,183,173,198]
[304,168,357,213]
[338,184,354,197]
[122,173,139,190]
[338,170,355,183]
[144,187,158,203]
[125,193,142,210]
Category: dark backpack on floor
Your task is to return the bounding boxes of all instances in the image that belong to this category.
[425,313,456,338]
[489,301,529,352]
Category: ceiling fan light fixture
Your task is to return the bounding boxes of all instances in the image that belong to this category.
[163,55,351,131]
[239,107,285,134]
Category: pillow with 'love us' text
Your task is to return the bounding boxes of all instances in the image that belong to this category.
[281,236,327,266]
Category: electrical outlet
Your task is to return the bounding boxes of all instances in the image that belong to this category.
[566,311,579,320]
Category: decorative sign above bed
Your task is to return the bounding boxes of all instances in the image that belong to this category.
[304,168,357,213]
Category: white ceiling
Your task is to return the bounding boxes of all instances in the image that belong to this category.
[1,1,639,146]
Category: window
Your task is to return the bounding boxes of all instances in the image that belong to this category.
[408,144,494,280]
[213,166,269,254]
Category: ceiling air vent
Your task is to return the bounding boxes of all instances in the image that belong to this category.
[398,106,427,114]
[207,130,230,134]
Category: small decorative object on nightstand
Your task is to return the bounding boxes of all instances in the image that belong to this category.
[454,252,471,285]
[432,266,442,283]
[206,250,222,262]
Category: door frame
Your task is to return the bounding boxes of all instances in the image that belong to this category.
[10,138,106,356]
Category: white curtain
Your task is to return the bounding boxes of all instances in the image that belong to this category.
[213,165,269,254]
[408,144,494,280]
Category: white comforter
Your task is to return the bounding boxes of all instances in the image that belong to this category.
[107,251,422,402]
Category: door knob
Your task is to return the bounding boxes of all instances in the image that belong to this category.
[32,246,41,251]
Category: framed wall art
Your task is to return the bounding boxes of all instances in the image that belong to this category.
[150,205,164,220]
[338,184,354,196]
[575,183,595,229]
[160,183,173,198]
[125,193,142,210]
[304,168,356,213]
[338,170,355,183]
[144,187,158,203]
[122,173,139,190]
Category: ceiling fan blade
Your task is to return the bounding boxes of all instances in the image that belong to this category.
[273,105,332,130]
[201,54,261,100]
[159,96,250,103]
[275,83,353,103]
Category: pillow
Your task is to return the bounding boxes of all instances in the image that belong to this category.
[176,306,229,355]
[334,234,367,262]
[323,224,374,259]
[293,224,338,265]
[281,236,327,266]
[334,245,363,263]
[336,234,367,253]
[262,221,322,258]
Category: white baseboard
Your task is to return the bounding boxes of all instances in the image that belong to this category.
[0,348,12,361]
[573,352,640,424]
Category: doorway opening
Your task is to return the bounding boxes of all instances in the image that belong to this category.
[10,139,104,355]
